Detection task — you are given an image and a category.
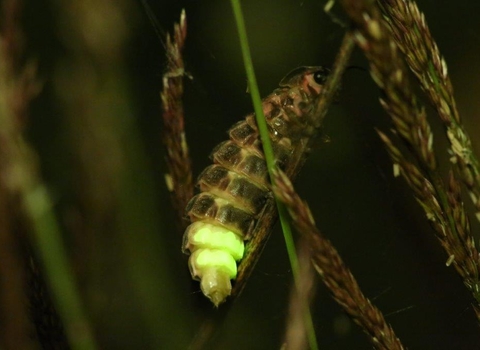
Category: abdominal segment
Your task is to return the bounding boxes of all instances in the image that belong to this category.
[184,106,300,306]
[182,67,327,306]
[183,176,265,304]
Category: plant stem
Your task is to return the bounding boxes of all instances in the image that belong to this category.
[229,1,318,349]
[24,187,98,350]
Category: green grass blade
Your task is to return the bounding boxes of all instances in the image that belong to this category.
[229,1,318,349]
[25,187,98,350]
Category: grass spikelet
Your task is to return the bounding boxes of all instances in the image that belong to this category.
[161,9,193,230]
[273,169,405,350]
[338,0,480,319]
[377,0,480,224]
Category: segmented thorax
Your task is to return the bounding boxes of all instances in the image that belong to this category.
[183,66,329,306]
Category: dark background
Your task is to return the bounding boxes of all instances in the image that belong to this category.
[21,0,480,349]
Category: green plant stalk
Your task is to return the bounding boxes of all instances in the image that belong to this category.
[229,1,318,349]
[24,186,98,350]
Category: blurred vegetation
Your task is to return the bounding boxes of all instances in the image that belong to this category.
[1,0,480,349]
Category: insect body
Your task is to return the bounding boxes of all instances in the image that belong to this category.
[183,66,330,306]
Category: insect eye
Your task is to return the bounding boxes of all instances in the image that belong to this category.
[313,71,327,85]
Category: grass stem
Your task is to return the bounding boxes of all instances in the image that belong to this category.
[229,1,318,349]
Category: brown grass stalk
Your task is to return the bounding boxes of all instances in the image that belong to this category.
[0,1,67,348]
[378,130,480,309]
[273,169,405,350]
[340,0,435,170]
[233,30,355,300]
[378,0,480,223]
[282,236,317,350]
[313,31,355,129]
[189,21,355,350]
[339,0,480,318]
[161,9,193,230]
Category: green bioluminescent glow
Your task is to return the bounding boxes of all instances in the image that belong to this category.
[189,222,245,261]
[195,249,238,279]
